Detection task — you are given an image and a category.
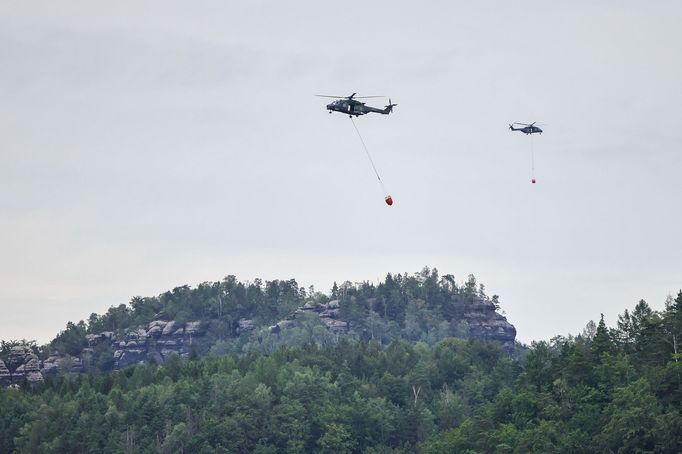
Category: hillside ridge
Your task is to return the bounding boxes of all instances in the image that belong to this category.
[0,268,516,387]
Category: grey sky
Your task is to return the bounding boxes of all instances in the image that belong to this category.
[1,1,681,344]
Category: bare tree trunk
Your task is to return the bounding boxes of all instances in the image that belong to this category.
[673,333,678,360]
[673,333,681,386]
[412,385,421,405]
[187,407,195,436]
[125,425,135,453]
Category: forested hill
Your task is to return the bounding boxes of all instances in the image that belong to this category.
[1,268,515,384]
[1,293,681,452]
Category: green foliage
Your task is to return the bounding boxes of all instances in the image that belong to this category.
[81,277,306,340]
[51,321,87,356]
[28,268,515,377]
[2,295,682,453]
[420,298,682,453]
[3,276,682,452]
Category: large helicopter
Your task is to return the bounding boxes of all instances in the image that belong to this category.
[509,122,543,135]
[316,93,397,117]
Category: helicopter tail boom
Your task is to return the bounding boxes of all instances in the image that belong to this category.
[382,99,397,114]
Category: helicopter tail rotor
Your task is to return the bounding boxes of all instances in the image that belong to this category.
[384,98,397,114]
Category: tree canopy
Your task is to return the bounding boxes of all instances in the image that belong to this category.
[2,269,681,453]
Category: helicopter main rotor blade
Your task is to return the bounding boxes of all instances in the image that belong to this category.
[315,94,385,99]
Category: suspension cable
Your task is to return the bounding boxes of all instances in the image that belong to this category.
[350,116,392,203]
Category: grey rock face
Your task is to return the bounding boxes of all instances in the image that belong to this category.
[1,291,517,388]
[4,346,44,387]
[85,332,114,346]
[147,325,163,338]
[70,357,85,374]
[162,321,176,336]
[110,320,204,368]
[41,356,61,377]
[267,300,350,335]
[185,321,203,335]
[116,349,147,368]
[148,320,168,330]
[237,319,256,334]
[320,318,348,331]
[7,346,33,371]
[0,360,11,387]
[320,308,340,318]
[463,297,516,351]
[85,334,101,346]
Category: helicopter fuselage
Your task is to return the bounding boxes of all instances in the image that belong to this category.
[510,125,542,135]
[326,99,392,116]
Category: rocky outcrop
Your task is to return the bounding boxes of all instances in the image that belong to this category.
[110,320,205,368]
[265,297,514,349]
[462,297,516,351]
[1,293,517,388]
[84,331,114,346]
[2,346,44,387]
[40,355,61,377]
[1,320,210,388]
[237,318,256,334]
[0,360,11,387]
[268,299,348,334]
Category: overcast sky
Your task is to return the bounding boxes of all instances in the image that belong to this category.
[1,1,681,344]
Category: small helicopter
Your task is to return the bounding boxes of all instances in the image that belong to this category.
[316,93,397,117]
[509,122,543,135]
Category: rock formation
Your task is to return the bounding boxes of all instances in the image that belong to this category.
[462,297,516,351]
[237,318,256,334]
[260,296,514,351]
[267,299,348,334]
[1,294,516,388]
[1,346,44,387]
[110,320,206,368]
[0,359,11,387]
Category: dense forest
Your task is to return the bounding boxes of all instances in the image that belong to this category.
[1,286,681,452]
[2,269,511,372]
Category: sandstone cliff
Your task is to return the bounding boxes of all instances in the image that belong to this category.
[0,346,44,388]
[1,295,516,387]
